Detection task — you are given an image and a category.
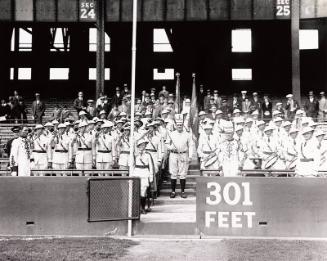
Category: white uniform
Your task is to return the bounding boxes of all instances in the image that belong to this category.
[283,136,298,170]
[145,134,162,173]
[31,134,50,172]
[52,133,71,170]
[296,138,320,177]
[217,139,241,177]
[75,133,93,170]
[318,140,327,172]
[258,135,286,170]
[118,136,131,169]
[131,152,155,197]
[10,137,32,176]
[166,130,193,180]
[95,133,115,170]
[197,134,219,171]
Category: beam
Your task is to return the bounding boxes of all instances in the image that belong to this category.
[291,0,301,104]
[96,0,105,99]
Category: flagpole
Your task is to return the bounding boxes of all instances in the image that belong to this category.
[128,0,138,238]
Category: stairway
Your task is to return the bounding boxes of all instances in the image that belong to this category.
[133,171,200,236]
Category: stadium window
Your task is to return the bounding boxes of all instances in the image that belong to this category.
[153,29,173,52]
[50,68,69,80]
[89,28,110,52]
[153,68,174,80]
[88,68,110,80]
[50,28,70,52]
[232,69,252,80]
[299,30,319,50]
[10,68,32,80]
[11,28,32,52]
[232,29,252,53]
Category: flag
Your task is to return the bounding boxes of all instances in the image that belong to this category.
[189,73,199,146]
[175,72,181,114]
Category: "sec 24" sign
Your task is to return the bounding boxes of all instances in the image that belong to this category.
[80,0,96,21]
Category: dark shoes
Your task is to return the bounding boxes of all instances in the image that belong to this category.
[181,192,187,199]
[170,192,176,198]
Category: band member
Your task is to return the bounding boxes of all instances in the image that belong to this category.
[31,124,51,174]
[116,124,131,170]
[94,121,115,172]
[259,125,285,170]
[131,139,155,214]
[315,130,327,172]
[166,115,193,198]
[10,126,32,176]
[197,124,219,175]
[217,124,243,177]
[284,128,299,170]
[295,127,320,177]
[71,122,94,171]
[50,123,71,171]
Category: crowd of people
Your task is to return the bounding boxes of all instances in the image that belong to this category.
[3,86,327,213]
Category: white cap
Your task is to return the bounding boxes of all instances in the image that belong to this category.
[264,125,275,132]
[257,120,266,126]
[203,124,213,130]
[199,111,206,116]
[58,123,66,129]
[296,109,304,115]
[88,120,95,125]
[302,127,314,135]
[44,122,54,127]
[137,139,148,147]
[235,125,243,132]
[119,112,127,117]
[175,114,184,124]
[162,109,170,114]
[215,110,223,115]
[272,110,282,116]
[282,121,292,127]
[245,118,253,124]
[52,120,59,125]
[78,122,88,128]
[99,110,107,115]
[315,130,325,137]
[241,90,247,94]
[289,128,299,134]
[34,124,44,130]
[79,111,87,116]
[101,121,114,129]
[273,117,283,122]
[233,109,241,114]
[252,110,259,116]
[286,94,293,98]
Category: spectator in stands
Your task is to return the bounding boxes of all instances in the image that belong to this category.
[231,93,241,111]
[96,96,109,116]
[51,104,62,121]
[96,92,104,108]
[304,91,319,120]
[60,105,73,122]
[12,90,21,103]
[108,104,120,121]
[4,126,21,156]
[250,92,261,115]
[275,102,285,119]
[112,87,123,107]
[318,91,327,122]
[159,85,169,99]
[31,93,46,124]
[86,100,96,119]
[285,94,299,121]
[213,90,222,109]
[203,89,211,112]
[73,91,87,113]
[262,94,272,121]
[18,99,27,123]
[197,85,205,111]
[9,97,20,123]
[122,84,130,96]
[220,98,231,119]
[0,99,10,122]
[119,96,131,115]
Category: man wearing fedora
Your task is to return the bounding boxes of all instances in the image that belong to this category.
[304,91,319,120]
[31,93,46,124]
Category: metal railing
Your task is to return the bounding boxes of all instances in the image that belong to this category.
[201,169,327,177]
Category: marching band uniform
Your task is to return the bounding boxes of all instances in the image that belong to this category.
[295,127,320,177]
[315,131,327,172]
[10,136,32,176]
[283,129,299,170]
[258,126,286,170]
[31,128,51,173]
[94,123,115,171]
[117,128,131,170]
[73,123,94,170]
[197,125,219,173]
[217,134,242,177]
[51,125,71,170]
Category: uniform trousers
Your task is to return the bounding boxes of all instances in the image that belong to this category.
[169,152,189,180]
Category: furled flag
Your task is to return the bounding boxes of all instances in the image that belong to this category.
[189,73,199,146]
[175,72,181,114]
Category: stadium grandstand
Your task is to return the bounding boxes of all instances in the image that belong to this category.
[1,0,327,245]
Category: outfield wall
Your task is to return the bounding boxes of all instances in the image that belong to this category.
[197,177,327,238]
[0,177,130,236]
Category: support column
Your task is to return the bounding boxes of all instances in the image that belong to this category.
[291,0,301,105]
[96,0,105,99]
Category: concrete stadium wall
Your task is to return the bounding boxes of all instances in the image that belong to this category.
[0,177,129,236]
[197,177,327,238]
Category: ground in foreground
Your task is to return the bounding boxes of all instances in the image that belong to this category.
[1,237,327,261]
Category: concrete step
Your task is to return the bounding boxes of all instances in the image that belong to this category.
[133,222,197,235]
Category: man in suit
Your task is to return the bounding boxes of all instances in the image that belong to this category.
[111,87,123,107]
[31,93,46,124]
[319,91,327,122]
[73,91,87,114]
[304,91,319,119]
[285,94,299,121]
